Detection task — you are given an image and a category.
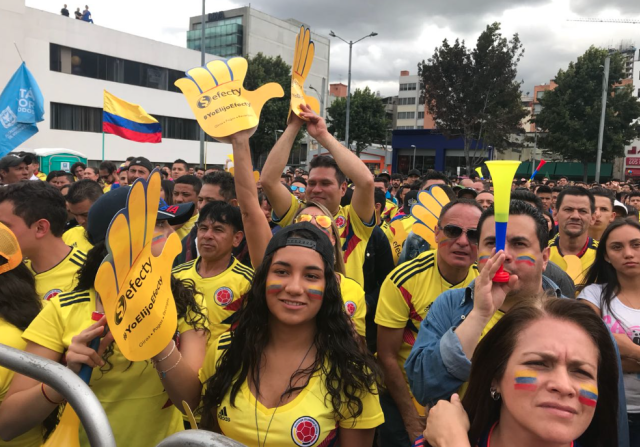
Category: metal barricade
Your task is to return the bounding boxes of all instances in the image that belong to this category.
[156,430,247,447]
[0,343,116,447]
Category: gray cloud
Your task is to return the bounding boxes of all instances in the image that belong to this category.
[570,0,640,15]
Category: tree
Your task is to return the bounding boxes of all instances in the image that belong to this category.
[243,53,303,166]
[418,23,527,175]
[326,87,389,156]
[535,46,640,181]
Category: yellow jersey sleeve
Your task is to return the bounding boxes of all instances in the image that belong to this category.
[339,274,367,338]
[338,382,385,429]
[272,193,302,228]
[62,226,94,254]
[374,275,410,329]
[199,333,228,385]
[22,297,66,353]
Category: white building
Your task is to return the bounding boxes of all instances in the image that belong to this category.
[395,71,424,129]
[187,7,330,117]
[1,0,233,166]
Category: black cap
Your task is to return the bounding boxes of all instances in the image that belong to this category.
[407,169,421,177]
[457,187,478,199]
[403,190,419,215]
[87,187,195,245]
[0,152,34,170]
[129,156,153,173]
[264,222,334,267]
[378,172,391,182]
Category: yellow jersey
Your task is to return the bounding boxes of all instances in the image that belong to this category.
[548,234,598,286]
[25,246,86,301]
[35,172,46,181]
[272,194,375,288]
[338,273,366,338]
[175,212,199,241]
[62,226,94,254]
[22,289,187,447]
[199,333,384,447]
[172,257,253,343]
[380,221,394,246]
[0,319,43,447]
[381,199,399,222]
[375,250,478,384]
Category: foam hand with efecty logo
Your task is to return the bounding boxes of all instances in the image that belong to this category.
[175,57,284,142]
[289,26,320,121]
[94,170,181,361]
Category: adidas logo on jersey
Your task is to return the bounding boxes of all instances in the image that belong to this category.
[218,406,230,422]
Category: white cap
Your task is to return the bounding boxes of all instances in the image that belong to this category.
[614,200,628,216]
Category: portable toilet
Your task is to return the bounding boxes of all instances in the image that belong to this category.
[32,149,88,175]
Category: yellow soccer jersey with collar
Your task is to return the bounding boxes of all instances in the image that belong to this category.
[172,257,253,343]
[22,289,185,447]
[25,246,86,301]
[175,212,199,241]
[548,234,598,286]
[382,199,399,222]
[199,333,384,447]
[0,319,43,447]
[375,250,478,384]
[272,193,375,288]
[62,226,94,254]
[338,273,366,338]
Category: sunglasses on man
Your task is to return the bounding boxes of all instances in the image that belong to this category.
[291,185,306,193]
[438,224,479,245]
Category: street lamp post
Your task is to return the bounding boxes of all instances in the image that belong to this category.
[595,55,611,183]
[199,0,206,166]
[329,30,378,151]
[411,144,417,170]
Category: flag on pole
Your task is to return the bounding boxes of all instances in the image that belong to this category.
[0,62,45,157]
[103,90,161,143]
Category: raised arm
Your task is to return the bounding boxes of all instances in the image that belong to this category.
[299,104,374,222]
[229,130,273,267]
[260,117,304,218]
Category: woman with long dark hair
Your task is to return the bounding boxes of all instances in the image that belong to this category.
[0,186,209,447]
[0,223,53,447]
[577,218,640,444]
[423,298,619,447]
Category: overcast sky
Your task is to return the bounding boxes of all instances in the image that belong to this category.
[27,0,640,97]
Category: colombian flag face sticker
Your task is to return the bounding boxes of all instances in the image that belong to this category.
[579,383,598,407]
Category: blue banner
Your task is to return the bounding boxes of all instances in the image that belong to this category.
[0,62,45,157]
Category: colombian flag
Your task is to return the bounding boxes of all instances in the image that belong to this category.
[102,90,161,143]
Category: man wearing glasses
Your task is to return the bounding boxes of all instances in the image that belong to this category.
[290,177,307,200]
[375,199,482,446]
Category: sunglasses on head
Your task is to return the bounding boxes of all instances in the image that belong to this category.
[294,214,332,230]
[439,224,479,244]
[291,185,306,193]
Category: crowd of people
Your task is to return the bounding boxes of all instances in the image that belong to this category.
[0,107,638,447]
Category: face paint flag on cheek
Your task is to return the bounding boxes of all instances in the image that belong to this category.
[266,281,283,295]
[514,370,538,391]
[307,288,324,300]
[484,161,521,283]
[579,384,598,407]
[478,252,491,264]
[515,254,536,266]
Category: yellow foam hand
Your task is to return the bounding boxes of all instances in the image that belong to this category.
[94,170,181,361]
[411,186,451,247]
[175,57,284,142]
[289,26,320,121]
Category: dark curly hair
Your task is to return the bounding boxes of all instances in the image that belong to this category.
[200,230,380,430]
[75,240,209,373]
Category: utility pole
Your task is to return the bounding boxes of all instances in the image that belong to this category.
[595,55,610,183]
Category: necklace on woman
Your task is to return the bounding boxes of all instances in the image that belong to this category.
[254,342,315,447]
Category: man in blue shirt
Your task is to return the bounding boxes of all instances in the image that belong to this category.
[405,200,630,447]
[81,5,93,23]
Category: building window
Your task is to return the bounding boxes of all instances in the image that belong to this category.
[399,83,417,91]
[50,44,184,93]
[536,91,545,100]
[418,111,425,119]
[397,97,416,105]
[396,126,415,130]
[187,16,244,58]
[397,112,415,120]
[50,102,214,141]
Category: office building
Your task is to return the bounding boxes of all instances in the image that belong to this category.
[1,0,231,165]
[395,71,424,129]
[187,7,330,116]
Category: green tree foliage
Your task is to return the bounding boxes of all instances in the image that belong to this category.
[326,87,389,156]
[243,53,302,166]
[418,23,527,175]
[535,46,640,180]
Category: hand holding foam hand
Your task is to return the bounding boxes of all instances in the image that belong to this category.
[422,394,471,447]
[94,171,181,361]
[175,58,284,142]
[289,26,320,121]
